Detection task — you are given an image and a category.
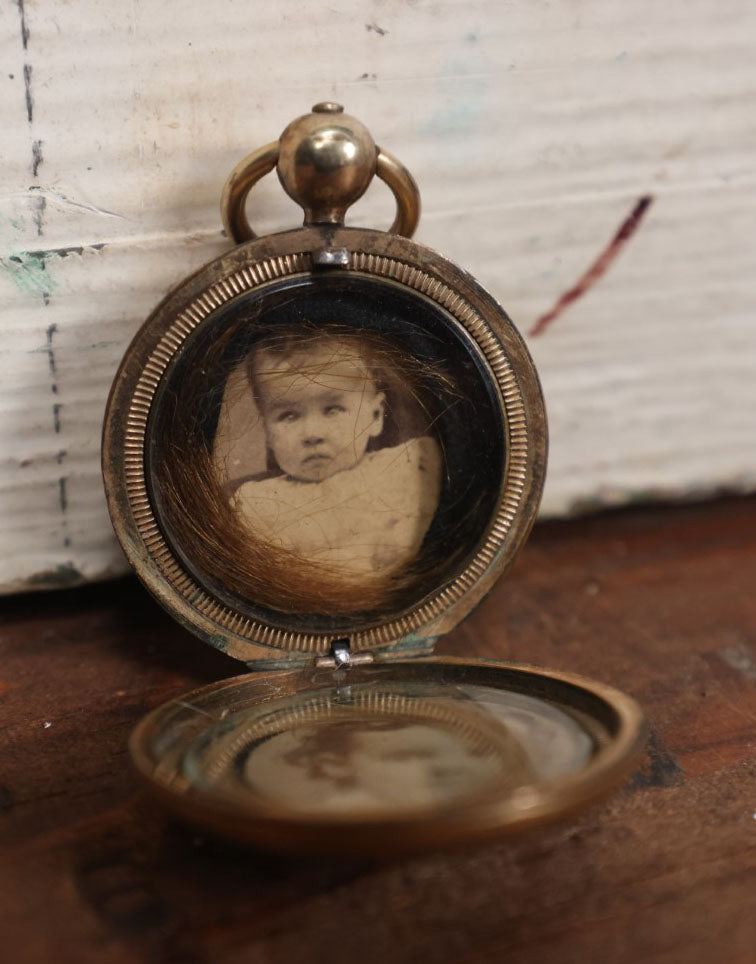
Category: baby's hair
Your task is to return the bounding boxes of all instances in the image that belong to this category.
[247,327,385,404]
[246,325,432,449]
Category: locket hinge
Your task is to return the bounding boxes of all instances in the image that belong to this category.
[312,246,350,269]
[315,639,374,670]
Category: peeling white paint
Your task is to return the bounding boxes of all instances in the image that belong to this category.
[1,0,755,591]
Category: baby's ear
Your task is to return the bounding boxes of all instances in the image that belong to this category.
[369,391,386,437]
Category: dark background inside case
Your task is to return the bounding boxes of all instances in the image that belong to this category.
[147,274,507,633]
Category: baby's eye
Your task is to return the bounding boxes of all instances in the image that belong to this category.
[323,404,347,416]
[276,409,299,423]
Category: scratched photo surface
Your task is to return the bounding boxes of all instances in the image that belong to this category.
[148,277,506,622]
[217,326,443,585]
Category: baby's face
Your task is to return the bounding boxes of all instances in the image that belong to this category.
[254,342,385,482]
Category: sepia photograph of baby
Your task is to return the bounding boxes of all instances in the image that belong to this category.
[227,327,441,585]
[152,281,504,620]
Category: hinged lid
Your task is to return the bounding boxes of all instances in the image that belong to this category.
[129,657,644,856]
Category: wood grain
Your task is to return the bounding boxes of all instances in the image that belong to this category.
[1,497,754,963]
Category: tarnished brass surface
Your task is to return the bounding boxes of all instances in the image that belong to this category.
[220,141,279,245]
[277,103,377,226]
[221,103,420,242]
[374,148,421,238]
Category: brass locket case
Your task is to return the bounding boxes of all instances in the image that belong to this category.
[102,104,644,856]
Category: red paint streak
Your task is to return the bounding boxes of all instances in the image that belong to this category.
[529,195,654,337]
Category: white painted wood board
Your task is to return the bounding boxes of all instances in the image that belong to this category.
[1,0,754,592]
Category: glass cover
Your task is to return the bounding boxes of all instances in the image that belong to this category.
[131,659,642,852]
[146,275,505,631]
[181,682,594,818]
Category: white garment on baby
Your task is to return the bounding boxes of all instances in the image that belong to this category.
[233,436,442,576]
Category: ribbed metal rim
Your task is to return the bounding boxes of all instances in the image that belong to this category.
[105,228,546,659]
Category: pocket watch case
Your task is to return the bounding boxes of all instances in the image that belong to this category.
[102,103,644,856]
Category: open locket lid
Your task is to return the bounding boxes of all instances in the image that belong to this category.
[102,104,644,855]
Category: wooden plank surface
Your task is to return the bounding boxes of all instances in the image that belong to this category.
[1,496,754,963]
[2,0,756,591]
